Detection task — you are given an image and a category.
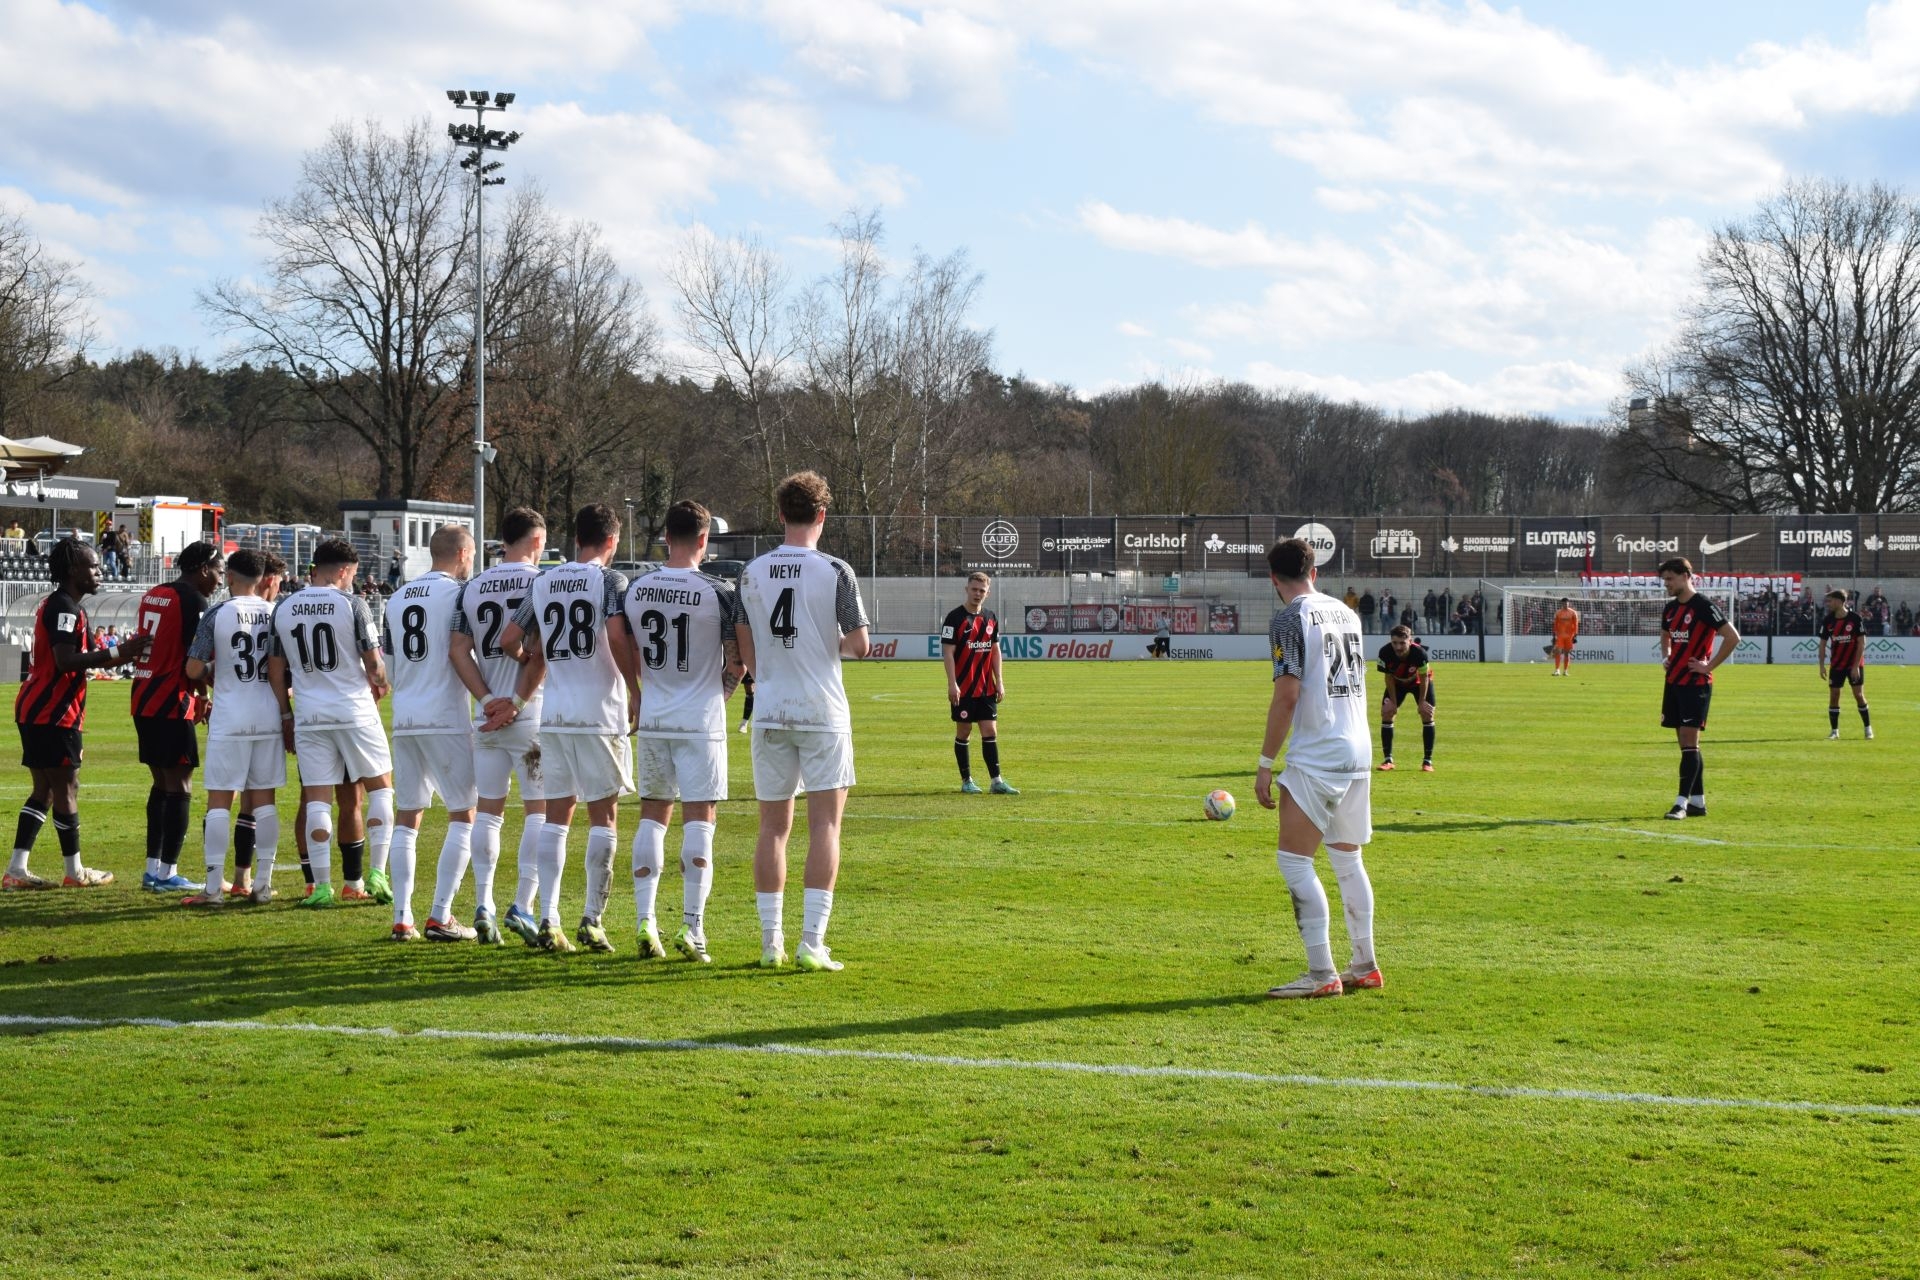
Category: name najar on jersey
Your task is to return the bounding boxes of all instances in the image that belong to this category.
[625,567,744,740]
[271,587,383,729]
[511,562,629,735]
[738,546,868,733]
[1270,592,1372,777]
[189,596,281,740]
[385,571,471,736]
[452,562,542,727]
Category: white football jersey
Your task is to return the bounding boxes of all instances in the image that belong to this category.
[1269,591,1371,777]
[625,566,744,741]
[450,560,543,729]
[188,595,280,740]
[511,561,629,735]
[739,545,868,733]
[270,587,383,730]
[385,571,470,736]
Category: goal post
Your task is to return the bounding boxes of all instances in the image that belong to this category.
[1495,584,1735,665]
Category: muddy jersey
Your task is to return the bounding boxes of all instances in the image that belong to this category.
[451,560,543,729]
[270,587,383,729]
[189,596,281,740]
[739,545,868,733]
[385,571,470,736]
[510,561,628,735]
[625,566,744,741]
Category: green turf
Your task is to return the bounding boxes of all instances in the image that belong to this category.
[2,662,1918,1278]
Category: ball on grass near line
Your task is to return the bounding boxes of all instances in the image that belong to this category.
[1204,789,1235,821]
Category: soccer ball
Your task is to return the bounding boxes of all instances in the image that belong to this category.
[1204,789,1235,821]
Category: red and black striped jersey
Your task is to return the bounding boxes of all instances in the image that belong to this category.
[1661,594,1729,687]
[941,606,1000,699]
[16,589,92,729]
[130,580,209,720]
[1818,609,1866,670]
[1376,640,1432,687]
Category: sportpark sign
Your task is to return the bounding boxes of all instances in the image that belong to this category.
[951,513,1920,578]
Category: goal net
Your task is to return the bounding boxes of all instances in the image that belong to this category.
[1496,585,1734,665]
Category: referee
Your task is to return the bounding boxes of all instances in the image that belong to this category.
[942,572,1017,795]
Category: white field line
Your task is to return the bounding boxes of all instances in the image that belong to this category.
[1,1012,1914,1120]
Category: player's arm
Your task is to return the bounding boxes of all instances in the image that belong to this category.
[1695,619,1741,677]
[720,589,747,699]
[992,635,1006,700]
[53,630,149,673]
[502,595,535,664]
[611,613,640,728]
[182,608,217,684]
[352,596,388,699]
[267,617,295,753]
[940,631,960,703]
[835,562,871,660]
[1816,633,1829,678]
[1256,676,1300,811]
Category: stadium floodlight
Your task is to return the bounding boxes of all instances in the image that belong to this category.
[444,86,520,540]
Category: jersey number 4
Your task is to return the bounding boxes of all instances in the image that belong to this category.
[769,587,798,649]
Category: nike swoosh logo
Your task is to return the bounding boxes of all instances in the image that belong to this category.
[1698,532,1759,557]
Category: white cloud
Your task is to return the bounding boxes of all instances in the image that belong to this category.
[1315,187,1388,214]
[1115,320,1151,338]
[1167,337,1213,362]
[721,97,909,208]
[755,0,1020,118]
[1245,358,1622,416]
[1084,201,1707,359]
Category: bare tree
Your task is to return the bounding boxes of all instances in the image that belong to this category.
[200,119,472,499]
[898,247,992,514]
[669,230,796,517]
[1621,180,1920,513]
[0,209,94,436]
[1097,382,1231,513]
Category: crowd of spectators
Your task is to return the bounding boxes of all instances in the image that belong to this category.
[1749,586,1918,636]
[1340,585,1497,634]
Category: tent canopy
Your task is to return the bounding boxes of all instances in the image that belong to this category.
[0,436,85,476]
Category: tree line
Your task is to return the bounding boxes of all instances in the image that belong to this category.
[4,122,1919,543]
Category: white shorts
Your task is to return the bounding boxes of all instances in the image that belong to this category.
[1278,766,1372,847]
[752,727,855,801]
[202,737,285,793]
[394,732,478,811]
[635,734,728,803]
[475,717,545,803]
[293,722,392,788]
[543,732,633,804]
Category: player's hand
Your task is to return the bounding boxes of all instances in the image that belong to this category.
[281,719,296,755]
[1255,766,1276,810]
[478,697,516,732]
[1687,657,1711,675]
[996,684,1007,701]
[193,698,211,726]
[1818,666,1827,680]
[119,633,153,662]
[948,681,961,705]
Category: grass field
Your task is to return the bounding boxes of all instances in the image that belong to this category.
[1,659,1917,1279]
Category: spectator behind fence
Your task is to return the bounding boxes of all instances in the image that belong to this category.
[1359,589,1376,633]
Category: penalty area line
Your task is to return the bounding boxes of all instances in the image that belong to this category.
[2,1013,1915,1120]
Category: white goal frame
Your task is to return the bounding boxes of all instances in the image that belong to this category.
[1495,584,1735,665]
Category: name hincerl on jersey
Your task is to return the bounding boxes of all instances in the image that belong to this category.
[549,576,590,593]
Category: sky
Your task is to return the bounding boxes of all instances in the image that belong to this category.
[2,0,1918,419]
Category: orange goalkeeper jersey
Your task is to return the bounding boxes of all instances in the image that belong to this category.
[1553,607,1580,643]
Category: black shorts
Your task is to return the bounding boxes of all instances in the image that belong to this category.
[1387,681,1435,708]
[135,716,200,769]
[1828,664,1865,690]
[951,696,998,724]
[18,724,83,770]
[1661,683,1712,730]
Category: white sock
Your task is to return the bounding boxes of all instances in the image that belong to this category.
[756,891,784,948]
[7,849,28,877]
[146,856,163,878]
[681,820,715,937]
[801,887,834,950]
[471,813,505,916]
[253,805,278,885]
[1326,847,1376,970]
[515,814,544,915]
[430,821,473,922]
[583,824,616,923]
[632,819,667,925]
[63,851,82,878]
[365,787,395,873]
[537,821,569,924]
[388,825,420,926]
[304,801,334,885]
[203,807,232,896]
[1277,851,1334,976]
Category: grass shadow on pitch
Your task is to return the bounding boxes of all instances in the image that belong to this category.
[476,992,1269,1060]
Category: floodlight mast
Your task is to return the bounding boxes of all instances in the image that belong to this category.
[444,89,519,544]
